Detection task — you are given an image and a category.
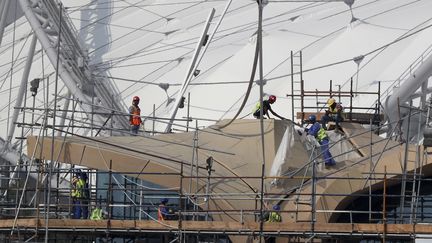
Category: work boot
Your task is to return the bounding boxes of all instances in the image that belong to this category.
[335,125,344,134]
[325,162,336,169]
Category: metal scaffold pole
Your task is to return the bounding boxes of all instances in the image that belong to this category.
[257,1,266,242]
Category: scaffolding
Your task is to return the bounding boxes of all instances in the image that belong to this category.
[0,92,429,243]
[1,2,432,242]
[0,43,428,243]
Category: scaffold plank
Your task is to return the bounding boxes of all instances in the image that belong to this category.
[1,219,432,235]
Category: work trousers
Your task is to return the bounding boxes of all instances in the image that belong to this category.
[320,138,336,165]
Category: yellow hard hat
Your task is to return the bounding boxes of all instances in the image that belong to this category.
[327,98,336,106]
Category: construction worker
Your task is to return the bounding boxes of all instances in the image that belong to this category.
[90,207,103,220]
[252,95,285,120]
[322,97,344,130]
[129,96,142,135]
[266,204,282,222]
[306,114,336,166]
[71,172,89,219]
[90,196,104,220]
[262,204,281,243]
[158,198,169,221]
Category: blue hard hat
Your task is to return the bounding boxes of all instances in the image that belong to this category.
[161,198,169,204]
[273,204,280,211]
[74,169,82,177]
[308,114,316,123]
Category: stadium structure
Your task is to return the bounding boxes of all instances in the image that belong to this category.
[1,0,432,242]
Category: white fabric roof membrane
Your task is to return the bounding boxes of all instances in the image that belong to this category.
[0,0,432,146]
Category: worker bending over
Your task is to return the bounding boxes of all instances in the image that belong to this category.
[306,115,336,166]
[253,95,285,120]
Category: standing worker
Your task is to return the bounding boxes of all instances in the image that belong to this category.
[306,115,336,166]
[71,172,89,219]
[129,96,142,135]
[253,95,285,120]
[322,97,344,130]
[158,198,169,221]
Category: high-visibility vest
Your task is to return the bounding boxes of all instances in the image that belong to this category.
[130,106,142,126]
[72,179,85,199]
[90,208,103,220]
[253,101,270,116]
[252,102,261,114]
[267,212,282,222]
[317,127,328,142]
[329,105,338,113]
[329,103,344,116]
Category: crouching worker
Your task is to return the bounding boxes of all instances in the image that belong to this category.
[322,97,344,130]
[262,204,282,243]
[266,205,282,222]
[307,115,336,166]
[90,207,103,220]
[90,196,104,220]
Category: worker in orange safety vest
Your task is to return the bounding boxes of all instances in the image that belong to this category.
[158,198,169,221]
[129,96,142,135]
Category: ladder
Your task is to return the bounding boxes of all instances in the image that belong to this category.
[290,51,304,123]
[295,135,320,223]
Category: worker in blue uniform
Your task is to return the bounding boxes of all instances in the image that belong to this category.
[306,114,336,166]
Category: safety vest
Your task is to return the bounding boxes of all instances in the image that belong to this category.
[329,103,344,115]
[71,178,85,199]
[130,106,142,126]
[267,212,282,222]
[253,102,261,114]
[90,208,103,220]
[317,127,328,142]
[253,101,269,116]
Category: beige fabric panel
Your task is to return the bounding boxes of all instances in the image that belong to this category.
[26,119,310,219]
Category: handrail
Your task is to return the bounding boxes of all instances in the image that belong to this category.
[370,42,432,111]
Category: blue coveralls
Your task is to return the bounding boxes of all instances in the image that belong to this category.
[307,122,336,166]
[72,177,89,219]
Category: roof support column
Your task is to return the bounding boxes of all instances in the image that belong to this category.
[57,91,71,136]
[4,34,37,151]
[165,8,215,133]
[17,0,93,114]
[0,0,11,47]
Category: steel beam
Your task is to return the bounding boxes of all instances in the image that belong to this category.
[165,8,215,133]
[5,34,37,145]
[18,0,129,134]
[0,0,11,47]
[384,54,432,134]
